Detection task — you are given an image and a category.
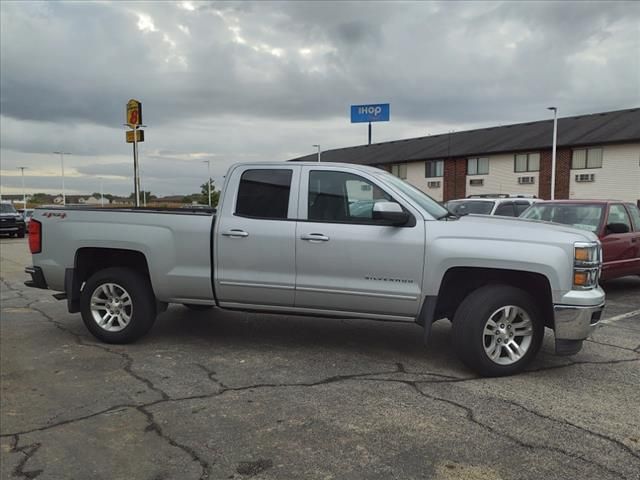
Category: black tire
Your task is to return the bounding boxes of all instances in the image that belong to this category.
[451,285,544,377]
[18,229,25,238]
[183,304,214,311]
[80,267,156,344]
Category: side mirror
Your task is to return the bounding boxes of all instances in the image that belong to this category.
[372,201,409,226]
[606,222,630,234]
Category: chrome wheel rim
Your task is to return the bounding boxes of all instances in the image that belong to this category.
[90,283,133,332]
[483,305,533,365]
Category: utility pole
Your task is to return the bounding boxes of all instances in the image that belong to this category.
[548,107,558,200]
[53,152,71,205]
[312,144,321,162]
[203,160,212,206]
[18,167,28,208]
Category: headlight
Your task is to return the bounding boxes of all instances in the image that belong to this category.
[573,242,601,289]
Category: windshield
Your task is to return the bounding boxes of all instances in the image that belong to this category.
[446,200,495,215]
[376,172,448,219]
[1,203,17,214]
[521,204,604,233]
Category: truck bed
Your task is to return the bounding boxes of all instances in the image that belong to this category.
[31,206,216,303]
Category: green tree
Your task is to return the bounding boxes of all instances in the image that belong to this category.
[199,178,220,207]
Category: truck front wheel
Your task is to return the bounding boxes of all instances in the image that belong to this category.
[451,285,544,377]
[80,267,156,344]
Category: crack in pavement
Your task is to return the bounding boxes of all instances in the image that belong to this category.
[15,287,171,403]
[10,434,43,480]
[585,338,640,353]
[194,363,229,389]
[3,277,639,479]
[3,361,638,480]
[137,405,212,480]
[407,381,636,480]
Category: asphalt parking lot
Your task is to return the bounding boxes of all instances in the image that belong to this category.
[1,237,639,480]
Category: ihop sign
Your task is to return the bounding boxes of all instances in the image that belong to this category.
[350,103,390,123]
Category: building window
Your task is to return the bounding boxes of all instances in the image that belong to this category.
[575,173,595,183]
[425,160,443,178]
[514,153,540,172]
[518,176,535,185]
[467,157,489,175]
[572,147,603,169]
[391,163,407,179]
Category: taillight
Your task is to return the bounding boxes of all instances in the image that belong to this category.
[29,219,41,254]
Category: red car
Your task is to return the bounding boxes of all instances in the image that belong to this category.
[521,200,640,281]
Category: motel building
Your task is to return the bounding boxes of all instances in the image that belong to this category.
[291,108,640,205]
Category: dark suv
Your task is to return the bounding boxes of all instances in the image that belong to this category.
[0,202,26,238]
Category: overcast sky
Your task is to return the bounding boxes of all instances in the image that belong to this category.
[1,0,639,196]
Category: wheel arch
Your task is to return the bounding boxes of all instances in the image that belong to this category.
[66,248,152,313]
[433,267,554,329]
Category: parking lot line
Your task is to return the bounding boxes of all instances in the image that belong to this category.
[600,309,640,325]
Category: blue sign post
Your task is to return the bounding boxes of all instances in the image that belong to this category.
[351,103,390,145]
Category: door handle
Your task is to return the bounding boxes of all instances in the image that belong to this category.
[300,233,329,242]
[222,229,249,238]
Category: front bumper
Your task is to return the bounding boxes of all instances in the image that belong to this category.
[0,224,24,233]
[554,302,604,340]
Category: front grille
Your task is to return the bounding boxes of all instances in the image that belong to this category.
[0,218,16,226]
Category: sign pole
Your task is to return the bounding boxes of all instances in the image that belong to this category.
[368,122,372,145]
[133,126,140,207]
[126,99,143,208]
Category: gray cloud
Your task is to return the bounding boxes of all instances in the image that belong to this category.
[1,0,639,196]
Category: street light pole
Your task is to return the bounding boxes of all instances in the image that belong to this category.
[208,162,211,207]
[18,167,28,208]
[203,160,212,206]
[53,152,71,205]
[312,144,321,162]
[548,107,558,200]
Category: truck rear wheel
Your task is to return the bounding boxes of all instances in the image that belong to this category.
[80,267,156,344]
[451,285,544,377]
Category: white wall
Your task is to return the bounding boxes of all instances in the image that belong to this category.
[569,143,640,203]
[405,161,443,201]
[466,153,539,198]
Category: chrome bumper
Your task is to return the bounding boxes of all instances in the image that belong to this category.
[553,302,605,341]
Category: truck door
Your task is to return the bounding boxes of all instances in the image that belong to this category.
[624,203,640,274]
[215,166,300,307]
[600,203,637,279]
[294,166,425,318]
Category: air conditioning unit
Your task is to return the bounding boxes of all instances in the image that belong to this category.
[360,184,372,191]
[575,173,595,183]
[469,179,484,186]
[427,181,441,188]
[518,176,535,185]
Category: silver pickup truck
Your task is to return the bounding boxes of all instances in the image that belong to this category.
[25,162,605,376]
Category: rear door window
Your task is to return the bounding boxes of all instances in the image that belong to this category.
[625,204,640,232]
[514,201,531,216]
[494,202,516,217]
[607,204,632,232]
[235,169,293,219]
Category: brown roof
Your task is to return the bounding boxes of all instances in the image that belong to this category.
[290,108,640,165]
